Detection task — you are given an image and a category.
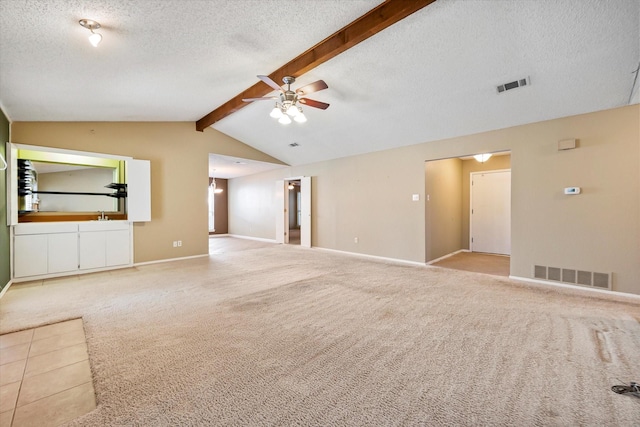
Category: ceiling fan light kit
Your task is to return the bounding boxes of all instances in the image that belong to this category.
[243,75,329,125]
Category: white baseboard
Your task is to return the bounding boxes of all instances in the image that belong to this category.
[313,247,427,268]
[0,280,13,299]
[134,254,209,267]
[427,249,470,264]
[209,233,229,238]
[227,234,278,244]
[509,275,640,302]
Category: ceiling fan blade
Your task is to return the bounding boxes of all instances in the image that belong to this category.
[257,75,283,92]
[299,98,330,110]
[296,80,328,96]
[242,97,277,102]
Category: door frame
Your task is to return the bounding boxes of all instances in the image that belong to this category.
[276,176,311,248]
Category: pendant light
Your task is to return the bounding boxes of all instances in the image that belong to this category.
[79,19,103,47]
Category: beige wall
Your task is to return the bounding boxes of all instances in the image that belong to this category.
[11,122,284,263]
[425,158,462,261]
[228,105,640,295]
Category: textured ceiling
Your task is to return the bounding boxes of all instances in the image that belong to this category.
[1,0,638,175]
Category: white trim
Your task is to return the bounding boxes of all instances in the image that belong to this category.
[209,233,229,238]
[133,254,209,267]
[313,247,428,268]
[12,143,132,160]
[227,234,278,244]
[0,280,13,299]
[509,275,640,302]
[427,249,470,264]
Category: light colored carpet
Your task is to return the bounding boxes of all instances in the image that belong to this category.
[1,240,639,426]
[430,251,510,277]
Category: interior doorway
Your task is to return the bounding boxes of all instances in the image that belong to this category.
[425,151,511,275]
[287,180,301,245]
[276,177,311,247]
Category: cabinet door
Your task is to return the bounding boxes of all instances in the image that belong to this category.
[14,234,48,277]
[127,159,151,222]
[105,229,130,266]
[48,233,79,273]
[79,232,106,270]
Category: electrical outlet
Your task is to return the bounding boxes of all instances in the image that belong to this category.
[177,240,182,247]
[354,237,358,243]
[172,241,177,247]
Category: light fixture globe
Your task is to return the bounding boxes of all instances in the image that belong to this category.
[278,115,292,125]
[270,105,283,119]
[88,32,102,47]
[294,111,307,123]
[473,153,492,163]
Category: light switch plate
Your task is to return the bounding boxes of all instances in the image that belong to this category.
[412,194,420,201]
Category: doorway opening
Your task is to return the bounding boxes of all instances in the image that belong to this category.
[287,180,301,245]
[425,151,511,276]
[276,176,311,247]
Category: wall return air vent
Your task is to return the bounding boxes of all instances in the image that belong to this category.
[497,77,530,94]
[533,265,611,290]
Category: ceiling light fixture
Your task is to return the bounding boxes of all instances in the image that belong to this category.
[268,77,307,125]
[79,19,102,47]
[473,153,492,163]
[210,168,223,194]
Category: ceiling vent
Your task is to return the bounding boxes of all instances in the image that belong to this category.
[497,77,530,94]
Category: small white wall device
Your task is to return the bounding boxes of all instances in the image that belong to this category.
[564,187,581,195]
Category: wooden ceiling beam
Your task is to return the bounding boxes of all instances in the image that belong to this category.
[196,0,436,131]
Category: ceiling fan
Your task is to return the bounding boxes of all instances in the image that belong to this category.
[242,75,329,124]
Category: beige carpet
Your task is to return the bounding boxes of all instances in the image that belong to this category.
[431,251,510,277]
[1,240,639,426]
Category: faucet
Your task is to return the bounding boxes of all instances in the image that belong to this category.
[97,211,107,221]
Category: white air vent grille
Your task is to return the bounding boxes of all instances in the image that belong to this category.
[497,77,530,94]
[533,265,611,290]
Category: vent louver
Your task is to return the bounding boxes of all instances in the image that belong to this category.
[533,265,611,290]
[497,77,530,94]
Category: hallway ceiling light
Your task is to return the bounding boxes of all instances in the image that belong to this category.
[474,153,492,163]
[79,19,102,47]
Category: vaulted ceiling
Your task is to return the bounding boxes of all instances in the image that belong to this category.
[1,0,638,176]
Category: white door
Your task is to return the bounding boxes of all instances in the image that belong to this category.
[470,170,511,255]
[300,176,311,248]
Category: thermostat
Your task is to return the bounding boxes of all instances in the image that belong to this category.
[564,187,581,195]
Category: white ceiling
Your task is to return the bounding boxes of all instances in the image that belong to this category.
[1,0,638,176]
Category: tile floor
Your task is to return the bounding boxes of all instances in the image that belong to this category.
[0,318,96,427]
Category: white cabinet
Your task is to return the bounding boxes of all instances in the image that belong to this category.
[14,234,48,277]
[13,221,131,280]
[48,233,79,273]
[79,231,106,270]
[79,221,130,270]
[106,230,130,266]
[14,223,78,278]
